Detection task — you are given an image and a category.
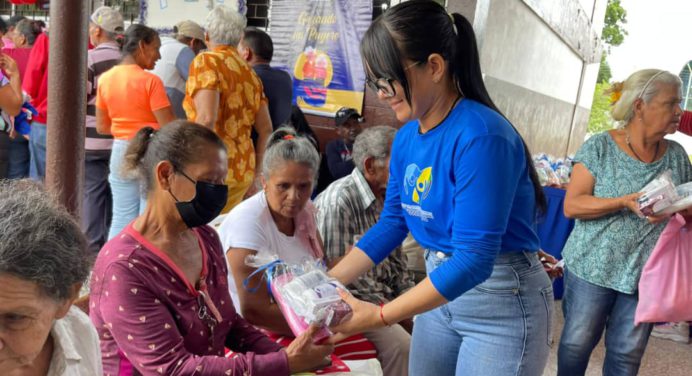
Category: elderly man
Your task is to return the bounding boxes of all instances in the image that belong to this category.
[315,125,414,376]
[0,180,101,374]
[184,5,272,212]
[152,20,206,119]
[238,27,292,129]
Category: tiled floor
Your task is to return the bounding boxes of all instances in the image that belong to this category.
[544,302,692,376]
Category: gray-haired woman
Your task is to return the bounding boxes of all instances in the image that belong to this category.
[558,69,692,375]
[219,127,324,334]
[184,5,273,212]
[0,179,101,375]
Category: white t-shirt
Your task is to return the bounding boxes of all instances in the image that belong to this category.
[218,191,321,313]
[47,306,103,376]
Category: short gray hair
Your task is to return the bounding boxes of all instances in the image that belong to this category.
[611,69,682,124]
[205,5,246,46]
[353,125,397,173]
[0,180,90,301]
[263,127,320,182]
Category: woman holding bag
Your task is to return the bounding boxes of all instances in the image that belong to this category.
[558,69,692,376]
[328,1,554,375]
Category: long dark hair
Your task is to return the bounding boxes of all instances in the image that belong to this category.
[360,0,546,214]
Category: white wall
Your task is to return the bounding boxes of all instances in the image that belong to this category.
[480,0,583,104]
[143,0,238,28]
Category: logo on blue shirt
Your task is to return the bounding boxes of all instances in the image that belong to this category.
[404,164,433,204]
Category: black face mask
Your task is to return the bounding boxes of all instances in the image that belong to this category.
[169,170,228,228]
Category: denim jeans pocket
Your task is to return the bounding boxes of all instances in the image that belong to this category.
[541,286,555,348]
[472,265,520,296]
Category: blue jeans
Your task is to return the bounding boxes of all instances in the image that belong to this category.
[107,140,145,239]
[29,121,47,181]
[557,269,653,376]
[8,136,30,179]
[409,250,554,376]
[83,151,112,253]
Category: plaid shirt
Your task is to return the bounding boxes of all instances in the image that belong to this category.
[315,168,415,304]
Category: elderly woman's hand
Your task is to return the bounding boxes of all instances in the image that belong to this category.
[619,192,643,215]
[645,213,671,224]
[285,325,334,373]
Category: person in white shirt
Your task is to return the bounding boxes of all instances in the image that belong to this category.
[0,180,102,375]
[219,127,323,326]
[151,20,206,119]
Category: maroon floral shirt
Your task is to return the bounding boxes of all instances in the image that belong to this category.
[89,224,289,375]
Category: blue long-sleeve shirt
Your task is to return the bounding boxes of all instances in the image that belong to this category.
[356,99,540,301]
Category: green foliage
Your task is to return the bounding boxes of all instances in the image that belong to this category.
[595,0,628,84]
[588,82,615,134]
[589,0,627,134]
[597,54,612,84]
[601,0,628,53]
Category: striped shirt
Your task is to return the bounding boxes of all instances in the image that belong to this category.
[86,42,120,151]
[314,168,415,304]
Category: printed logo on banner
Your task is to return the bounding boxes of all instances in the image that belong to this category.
[293,47,333,108]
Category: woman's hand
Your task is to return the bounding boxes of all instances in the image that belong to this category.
[619,192,671,223]
[645,213,671,224]
[619,192,643,215]
[285,325,334,374]
[329,289,382,342]
[537,250,563,279]
[0,54,20,79]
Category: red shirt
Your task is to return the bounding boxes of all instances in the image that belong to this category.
[680,111,692,136]
[22,33,48,123]
[89,224,289,376]
[1,46,32,82]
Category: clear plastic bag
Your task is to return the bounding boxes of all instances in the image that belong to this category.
[638,170,679,216]
[244,255,352,342]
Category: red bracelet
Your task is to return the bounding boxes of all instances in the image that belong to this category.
[379,303,391,327]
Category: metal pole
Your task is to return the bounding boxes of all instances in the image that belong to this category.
[45,0,89,217]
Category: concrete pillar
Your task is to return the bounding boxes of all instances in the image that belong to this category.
[45,0,89,217]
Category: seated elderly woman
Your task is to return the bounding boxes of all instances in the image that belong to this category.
[0,179,101,375]
[219,128,381,367]
[89,120,331,376]
[220,128,324,329]
[558,69,692,375]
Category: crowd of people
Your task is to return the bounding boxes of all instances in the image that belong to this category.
[0,0,691,375]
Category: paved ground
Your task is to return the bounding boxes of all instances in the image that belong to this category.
[544,301,692,376]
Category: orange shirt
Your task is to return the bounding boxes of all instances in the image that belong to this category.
[184,45,267,185]
[96,64,171,140]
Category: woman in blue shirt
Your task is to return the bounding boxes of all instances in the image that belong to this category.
[329,1,553,375]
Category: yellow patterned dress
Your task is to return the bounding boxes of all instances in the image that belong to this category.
[184,45,267,212]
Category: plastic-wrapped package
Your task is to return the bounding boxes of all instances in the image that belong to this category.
[533,154,573,187]
[535,159,561,186]
[554,159,571,185]
[244,255,352,343]
[638,170,679,216]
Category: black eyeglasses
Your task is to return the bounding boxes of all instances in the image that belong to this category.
[365,61,421,98]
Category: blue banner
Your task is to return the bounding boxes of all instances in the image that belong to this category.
[270,0,372,116]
